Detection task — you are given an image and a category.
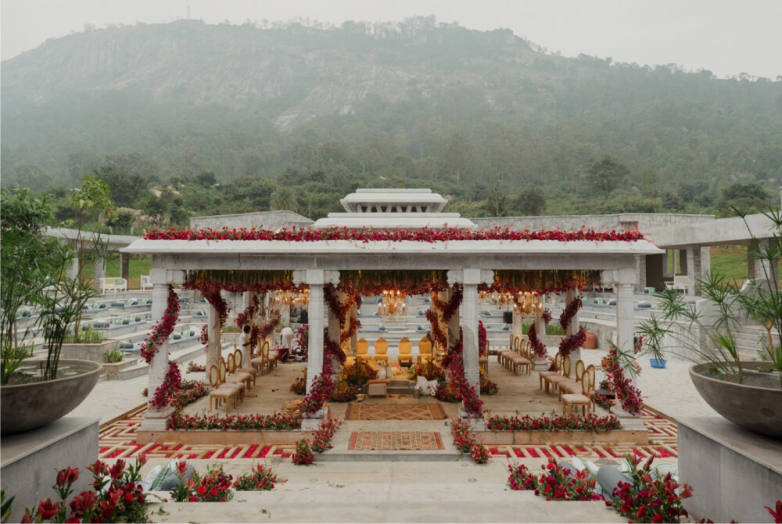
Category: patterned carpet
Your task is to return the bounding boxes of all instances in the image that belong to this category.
[345,403,448,421]
[349,431,444,451]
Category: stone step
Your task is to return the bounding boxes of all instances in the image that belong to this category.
[316,450,462,462]
[115,340,205,380]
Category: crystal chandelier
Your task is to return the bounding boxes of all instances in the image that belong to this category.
[378,289,406,320]
[514,292,542,318]
[274,289,310,308]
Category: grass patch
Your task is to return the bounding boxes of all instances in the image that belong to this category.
[710,246,748,284]
[82,254,152,290]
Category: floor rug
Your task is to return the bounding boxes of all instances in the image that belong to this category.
[345,403,448,421]
[349,432,443,451]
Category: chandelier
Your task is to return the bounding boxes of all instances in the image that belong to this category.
[480,291,515,308]
[514,292,542,318]
[274,289,309,308]
[378,289,406,320]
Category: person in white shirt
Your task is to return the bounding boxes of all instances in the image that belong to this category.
[239,325,252,365]
[279,325,294,363]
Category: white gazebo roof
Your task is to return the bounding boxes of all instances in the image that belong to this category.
[338,188,448,214]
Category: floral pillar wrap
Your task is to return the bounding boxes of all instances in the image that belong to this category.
[141,283,181,414]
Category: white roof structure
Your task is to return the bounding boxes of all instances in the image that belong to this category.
[315,188,475,229]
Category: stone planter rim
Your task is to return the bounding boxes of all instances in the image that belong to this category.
[689,362,780,393]
[1,359,102,435]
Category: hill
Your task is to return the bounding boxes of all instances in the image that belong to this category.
[2,17,782,219]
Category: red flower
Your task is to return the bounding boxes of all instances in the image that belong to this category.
[38,499,61,519]
[766,500,782,524]
[652,514,664,523]
[56,466,80,487]
[70,491,97,515]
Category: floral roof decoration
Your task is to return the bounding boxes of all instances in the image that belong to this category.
[144,226,645,243]
[483,270,602,295]
[183,269,305,293]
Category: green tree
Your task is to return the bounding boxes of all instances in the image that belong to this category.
[485,187,508,216]
[195,171,217,188]
[640,170,660,212]
[270,187,299,212]
[94,166,147,207]
[586,154,630,202]
[513,186,547,216]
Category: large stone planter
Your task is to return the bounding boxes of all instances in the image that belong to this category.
[690,362,782,439]
[1,359,102,435]
[59,340,118,363]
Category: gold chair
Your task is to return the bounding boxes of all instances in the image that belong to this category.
[373,337,389,365]
[208,364,240,413]
[263,340,278,371]
[398,337,413,367]
[562,368,593,416]
[233,349,257,387]
[538,353,563,392]
[499,335,518,370]
[558,359,585,400]
[584,364,597,410]
[356,338,370,364]
[224,356,252,392]
[417,336,433,364]
[544,355,572,395]
[509,338,531,375]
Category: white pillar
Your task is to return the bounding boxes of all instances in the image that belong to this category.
[94,258,106,291]
[239,292,252,365]
[448,269,493,417]
[206,301,220,378]
[65,257,79,280]
[293,270,340,396]
[608,269,636,354]
[141,268,184,430]
[308,284,325,392]
[349,304,357,356]
[327,290,346,371]
[446,289,459,361]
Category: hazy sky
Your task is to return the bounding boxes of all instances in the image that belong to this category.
[2,0,781,79]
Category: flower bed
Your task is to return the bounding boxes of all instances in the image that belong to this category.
[186,361,205,373]
[233,464,286,492]
[311,417,340,453]
[167,412,301,431]
[508,462,601,501]
[145,225,645,243]
[485,413,622,433]
[450,418,491,464]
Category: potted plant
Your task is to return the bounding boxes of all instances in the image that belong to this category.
[637,316,668,368]
[640,207,782,439]
[1,184,108,435]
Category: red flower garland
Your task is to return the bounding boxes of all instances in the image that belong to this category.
[145,225,645,243]
[425,308,448,355]
[558,296,584,357]
[485,412,622,432]
[323,329,345,365]
[478,320,487,356]
[301,365,335,415]
[200,324,208,345]
[139,287,180,364]
[443,328,484,416]
[528,323,548,359]
[605,345,644,415]
[431,285,463,321]
[258,313,281,342]
[150,361,182,410]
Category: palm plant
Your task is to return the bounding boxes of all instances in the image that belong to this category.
[270,187,298,212]
[638,207,782,388]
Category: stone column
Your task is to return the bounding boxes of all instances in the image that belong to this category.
[446,289,460,358]
[206,301,221,378]
[65,257,79,280]
[141,268,185,431]
[513,302,523,345]
[605,269,636,354]
[293,270,340,398]
[327,289,347,371]
[94,258,106,292]
[120,253,131,282]
[565,289,582,362]
[349,303,358,357]
[748,239,778,286]
[448,269,493,419]
[634,255,646,291]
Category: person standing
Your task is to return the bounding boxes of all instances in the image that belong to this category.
[240,325,253,366]
[279,325,294,363]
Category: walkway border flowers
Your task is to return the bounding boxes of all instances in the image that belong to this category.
[166,411,302,431]
[508,462,601,501]
[145,225,645,243]
[301,365,335,415]
[485,412,622,433]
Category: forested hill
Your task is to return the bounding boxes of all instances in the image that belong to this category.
[3,18,782,219]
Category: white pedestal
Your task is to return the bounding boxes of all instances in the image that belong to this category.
[1,417,99,523]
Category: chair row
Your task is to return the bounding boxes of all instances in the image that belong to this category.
[539,353,597,416]
[497,335,532,375]
[249,340,278,375]
[208,350,257,413]
[345,336,435,367]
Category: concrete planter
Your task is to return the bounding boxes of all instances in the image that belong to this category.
[1,359,102,435]
[136,428,314,445]
[59,340,118,363]
[477,427,648,445]
[690,362,782,440]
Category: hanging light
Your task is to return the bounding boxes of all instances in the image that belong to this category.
[378,289,406,321]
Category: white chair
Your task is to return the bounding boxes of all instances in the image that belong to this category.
[140,275,153,290]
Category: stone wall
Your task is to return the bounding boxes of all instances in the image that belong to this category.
[190,210,313,231]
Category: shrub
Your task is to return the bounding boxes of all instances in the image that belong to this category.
[234,464,285,491]
[104,348,124,363]
[292,439,313,465]
[290,369,307,395]
[508,462,600,501]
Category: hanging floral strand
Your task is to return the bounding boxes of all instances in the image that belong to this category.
[528,309,552,358]
[139,287,180,364]
[558,296,586,357]
[301,365,335,416]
